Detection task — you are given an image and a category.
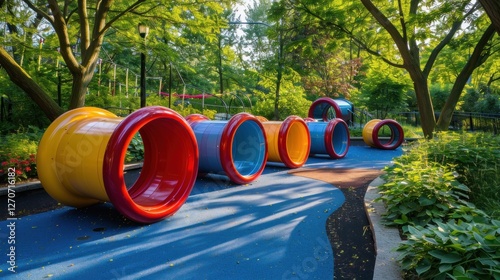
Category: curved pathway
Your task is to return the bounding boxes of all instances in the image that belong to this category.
[0,145,402,279]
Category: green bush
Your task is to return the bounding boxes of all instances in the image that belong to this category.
[0,126,43,183]
[125,133,144,163]
[424,132,500,218]
[379,131,500,279]
[397,219,500,280]
[379,159,471,227]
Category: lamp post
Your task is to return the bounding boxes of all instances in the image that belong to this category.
[138,23,149,107]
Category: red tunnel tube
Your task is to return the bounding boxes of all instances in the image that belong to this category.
[185,113,268,184]
[37,106,199,223]
[308,97,343,121]
[306,118,350,159]
[259,116,311,168]
[362,119,405,150]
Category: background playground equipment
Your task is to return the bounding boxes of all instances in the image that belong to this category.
[37,106,199,224]
[362,119,405,150]
[308,97,354,124]
[306,118,350,159]
[185,113,268,184]
[258,116,311,168]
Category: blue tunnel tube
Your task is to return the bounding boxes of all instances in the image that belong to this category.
[185,113,268,184]
[306,118,350,159]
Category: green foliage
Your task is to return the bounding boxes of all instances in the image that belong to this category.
[0,91,51,132]
[425,132,500,217]
[379,131,500,279]
[430,84,453,111]
[397,220,500,280]
[125,134,144,163]
[0,126,43,182]
[379,160,472,227]
[252,70,312,120]
[461,85,500,113]
[0,126,43,161]
[357,66,412,118]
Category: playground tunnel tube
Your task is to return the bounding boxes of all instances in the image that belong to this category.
[306,118,350,159]
[185,113,268,185]
[36,106,199,224]
[362,119,405,150]
[308,97,343,122]
[258,116,311,168]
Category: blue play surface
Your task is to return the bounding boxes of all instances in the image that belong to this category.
[0,145,402,279]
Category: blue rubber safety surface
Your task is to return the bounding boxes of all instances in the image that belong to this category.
[0,145,402,279]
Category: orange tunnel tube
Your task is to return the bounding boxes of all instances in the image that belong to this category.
[36,106,199,223]
[362,119,405,150]
[259,116,311,168]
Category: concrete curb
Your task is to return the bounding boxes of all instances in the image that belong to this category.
[365,177,402,280]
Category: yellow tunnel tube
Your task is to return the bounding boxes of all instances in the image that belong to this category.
[362,119,405,150]
[259,116,311,168]
[36,106,199,223]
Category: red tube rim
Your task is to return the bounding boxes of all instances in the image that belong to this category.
[371,119,404,150]
[308,97,343,121]
[103,106,199,223]
[185,114,210,125]
[324,118,350,159]
[220,113,268,184]
[278,116,311,168]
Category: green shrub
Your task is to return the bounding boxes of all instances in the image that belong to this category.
[379,160,471,227]
[397,219,500,280]
[125,133,144,163]
[379,131,500,279]
[424,132,500,218]
[0,126,43,183]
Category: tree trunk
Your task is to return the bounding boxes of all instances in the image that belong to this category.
[479,0,500,34]
[410,70,436,138]
[274,25,284,121]
[68,66,96,109]
[0,47,64,121]
[274,65,282,120]
[436,24,495,131]
[359,0,437,138]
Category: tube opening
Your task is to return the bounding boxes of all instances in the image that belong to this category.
[308,97,343,121]
[330,121,349,158]
[128,118,196,207]
[285,122,310,165]
[376,123,402,148]
[104,107,198,223]
[231,120,267,177]
[124,132,143,190]
[370,120,404,150]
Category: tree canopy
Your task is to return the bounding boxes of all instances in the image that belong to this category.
[0,0,498,136]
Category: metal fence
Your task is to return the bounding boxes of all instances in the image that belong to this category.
[391,111,500,134]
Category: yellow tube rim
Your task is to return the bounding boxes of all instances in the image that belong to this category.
[262,116,311,168]
[279,116,311,168]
